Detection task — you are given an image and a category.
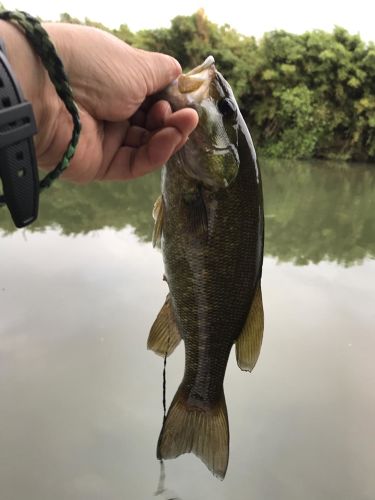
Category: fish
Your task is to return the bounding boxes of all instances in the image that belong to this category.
[148,56,264,479]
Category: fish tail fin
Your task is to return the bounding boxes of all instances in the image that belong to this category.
[157,385,229,479]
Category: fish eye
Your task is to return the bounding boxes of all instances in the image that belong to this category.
[218,98,236,117]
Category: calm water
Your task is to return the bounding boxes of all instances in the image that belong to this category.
[0,159,374,500]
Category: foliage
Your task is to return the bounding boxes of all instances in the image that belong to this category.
[128,13,375,162]
[54,10,375,161]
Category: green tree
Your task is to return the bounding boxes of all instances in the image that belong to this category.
[49,11,375,162]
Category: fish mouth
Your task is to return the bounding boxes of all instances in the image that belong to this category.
[178,56,216,98]
[185,56,215,76]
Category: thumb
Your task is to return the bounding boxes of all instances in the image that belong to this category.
[138,49,182,95]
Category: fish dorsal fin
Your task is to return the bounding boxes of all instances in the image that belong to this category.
[236,282,264,372]
[152,195,165,248]
[148,294,182,357]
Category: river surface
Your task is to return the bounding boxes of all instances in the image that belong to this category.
[0,159,374,500]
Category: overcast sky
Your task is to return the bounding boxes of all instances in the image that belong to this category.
[3,0,375,43]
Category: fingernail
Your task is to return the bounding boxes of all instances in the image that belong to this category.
[168,56,182,78]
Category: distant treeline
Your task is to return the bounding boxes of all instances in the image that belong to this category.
[61,11,375,162]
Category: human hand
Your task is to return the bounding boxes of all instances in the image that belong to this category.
[1,22,198,183]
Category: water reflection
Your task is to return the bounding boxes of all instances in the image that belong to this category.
[0,159,374,265]
[263,159,375,265]
[0,160,374,500]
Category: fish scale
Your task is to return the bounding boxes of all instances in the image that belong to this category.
[148,56,264,479]
[163,130,261,403]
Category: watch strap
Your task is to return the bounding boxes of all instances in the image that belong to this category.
[0,39,39,227]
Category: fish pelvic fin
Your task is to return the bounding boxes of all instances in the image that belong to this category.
[152,195,165,247]
[236,281,264,372]
[157,386,229,480]
[148,294,181,357]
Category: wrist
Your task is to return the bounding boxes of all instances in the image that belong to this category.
[0,20,62,159]
[0,10,81,223]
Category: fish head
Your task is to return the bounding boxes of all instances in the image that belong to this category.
[164,56,240,190]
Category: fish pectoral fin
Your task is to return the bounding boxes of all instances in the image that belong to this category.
[236,281,264,372]
[184,193,208,235]
[152,195,165,248]
[147,294,182,357]
[158,386,229,479]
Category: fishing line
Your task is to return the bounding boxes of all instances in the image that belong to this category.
[162,346,168,424]
[155,336,170,497]
[155,459,166,496]
[155,321,181,498]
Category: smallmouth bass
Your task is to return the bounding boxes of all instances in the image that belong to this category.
[148,56,264,479]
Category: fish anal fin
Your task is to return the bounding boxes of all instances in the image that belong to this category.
[157,386,229,479]
[236,282,264,372]
[152,195,165,248]
[147,294,181,357]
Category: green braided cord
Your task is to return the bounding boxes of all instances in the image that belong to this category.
[0,9,81,196]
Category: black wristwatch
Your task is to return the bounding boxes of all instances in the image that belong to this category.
[0,38,39,227]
